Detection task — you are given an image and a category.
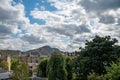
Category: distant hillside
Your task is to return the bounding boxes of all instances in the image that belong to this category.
[0,46,63,57]
[25,46,63,56]
[0,50,21,57]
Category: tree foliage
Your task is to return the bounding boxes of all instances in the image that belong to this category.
[88,72,106,80]
[11,58,19,70]
[0,61,8,68]
[12,62,29,80]
[65,57,73,80]
[47,52,67,80]
[105,60,120,80]
[37,58,48,77]
[74,36,120,80]
[73,57,91,80]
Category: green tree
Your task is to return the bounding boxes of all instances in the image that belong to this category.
[88,72,106,80]
[37,58,48,77]
[65,57,73,80]
[47,52,67,80]
[74,36,120,80]
[0,61,8,69]
[105,60,120,80]
[12,62,29,80]
[11,58,19,70]
[73,57,90,80]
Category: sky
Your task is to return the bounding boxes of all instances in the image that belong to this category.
[0,0,120,52]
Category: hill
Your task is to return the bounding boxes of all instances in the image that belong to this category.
[25,45,62,56]
[0,50,21,57]
[0,46,63,57]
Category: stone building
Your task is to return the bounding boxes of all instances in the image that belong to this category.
[18,52,48,77]
[63,52,77,58]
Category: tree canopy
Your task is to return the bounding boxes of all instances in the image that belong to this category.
[105,60,120,80]
[74,35,120,80]
[37,58,48,77]
[65,57,73,80]
[11,58,19,70]
[0,61,8,69]
[12,62,29,80]
[47,52,67,80]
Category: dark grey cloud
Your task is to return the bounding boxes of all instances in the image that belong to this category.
[0,24,13,37]
[117,18,120,25]
[46,24,90,38]
[80,0,120,12]
[21,34,46,44]
[99,15,115,24]
[79,0,120,25]
[75,24,90,34]
[73,34,95,43]
[74,38,85,43]
[0,24,12,34]
[0,7,19,22]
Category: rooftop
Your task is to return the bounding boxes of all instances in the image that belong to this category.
[0,71,12,79]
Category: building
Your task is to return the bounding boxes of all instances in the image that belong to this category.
[63,52,77,58]
[18,52,48,77]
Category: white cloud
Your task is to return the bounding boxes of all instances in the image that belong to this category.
[0,0,30,50]
[29,0,120,51]
[0,0,29,38]
[0,0,120,52]
[29,0,92,51]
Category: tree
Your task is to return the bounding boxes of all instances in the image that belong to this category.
[12,62,29,80]
[11,58,19,70]
[105,60,120,80]
[0,61,8,70]
[88,72,106,80]
[47,52,67,80]
[65,57,73,80]
[73,57,91,80]
[37,58,48,77]
[74,36,120,80]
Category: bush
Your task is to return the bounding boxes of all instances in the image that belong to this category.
[88,72,106,80]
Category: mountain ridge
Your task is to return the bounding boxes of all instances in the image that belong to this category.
[24,45,63,56]
[0,45,63,57]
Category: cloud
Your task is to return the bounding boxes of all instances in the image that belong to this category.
[46,23,90,37]
[79,0,120,26]
[0,0,120,52]
[99,15,115,24]
[21,33,46,44]
[0,0,30,50]
[29,0,92,51]
[0,24,13,36]
[30,9,63,23]
[0,0,29,38]
[117,18,120,25]
[80,0,120,12]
